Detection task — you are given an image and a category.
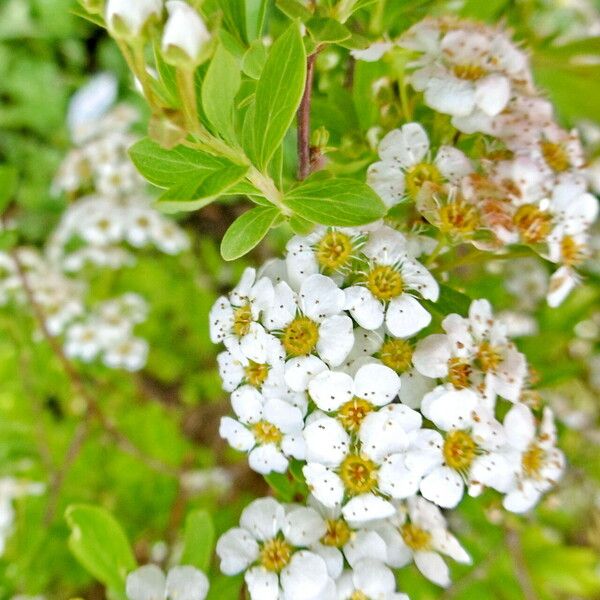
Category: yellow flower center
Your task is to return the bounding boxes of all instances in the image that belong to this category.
[439,199,480,235]
[540,140,570,173]
[560,234,585,267]
[405,162,444,199]
[244,361,270,387]
[513,204,552,244]
[443,430,477,471]
[337,398,375,433]
[321,518,352,547]
[453,63,487,80]
[350,593,369,600]
[232,303,253,337]
[252,420,283,445]
[379,338,413,373]
[367,265,404,301]
[315,231,353,271]
[401,523,432,551]
[282,316,319,356]
[260,537,293,572]
[475,341,502,373]
[340,454,379,495]
[522,443,545,479]
[448,357,472,389]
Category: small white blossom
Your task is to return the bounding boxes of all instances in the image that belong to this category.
[126,564,209,600]
[162,1,211,64]
[336,559,409,600]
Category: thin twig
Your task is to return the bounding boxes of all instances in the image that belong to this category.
[504,525,539,600]
[10,248,178,522]
[297,51,319,180]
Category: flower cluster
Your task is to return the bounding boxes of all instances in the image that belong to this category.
[125,564,209,600]
[362,17,598,307]
[212,221,565,597]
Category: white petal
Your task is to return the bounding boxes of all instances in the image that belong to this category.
[359,406,412,463]
[284,507,326,546]
[303,463,344,508]
[231,386,264,424]
[420,467,464,508]
[503,482,541,514]
[240,497,285,542]
[126,565,166,600]
[399,369,437,408]
[424,77,476,117]
[503,403,535,451]
[404,429,444,476]
[219,417,255,452]
[386,294,431,337]
[304,416,350,466]
[352,559,397,596]
[412,334,452,378]
[341,494,395,523]
[421,386,478,431]
[344,287,384,330]
[414,551,451,587]
[165,566,210,600]
[401,259,440,301]
[343,530,388,567]
[378,123,430,167]
[475,74,510,116]
[430,529,471,564]
[434,146,473,181]
[249,444,288,474]
[280,551,331,600]
[378,453,422,499]
[308,370,354,412]
[317,315,355,367]
[299,274,345,321]
[311,543,344,579]
[216,528,260,575]
[367,160,406,207]
[264,398,303,435]
[469,454,515,494]
[263,281,296,330]
[245,566,279,600]
[284,356,328,392]
[354,363,401,406]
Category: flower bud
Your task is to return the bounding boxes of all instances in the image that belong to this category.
[162,1,211,66]
[105,0,162,40]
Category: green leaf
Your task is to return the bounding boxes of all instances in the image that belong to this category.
[428,284,472,317]
[276,0,312,20]
[242,40,268,79]
[129,138,233,188]
[0,164,18,212]
[264,472,296,502]
[284,177,386,226]
[202,44,241,145]
[220,205,279,260]
[289,214,314,235]
[156,165,249,213]
[459,0,509,20]
[181,510,215,572]
[245,0,269,42]
[306,17,351,44]
[65,504,136,597]
[251,22,306,169]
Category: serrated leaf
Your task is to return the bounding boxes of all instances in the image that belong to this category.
[202,44,241,145]
[65,504,136,597]
[180,510,215,572]
[251,23,306,169]
[221,205,279,260]
[129,138,233,188]
[284,177,386,226]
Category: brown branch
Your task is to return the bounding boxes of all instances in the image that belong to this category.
[10,248,179,522]
[504,525,539,600]
[297,51,319,181]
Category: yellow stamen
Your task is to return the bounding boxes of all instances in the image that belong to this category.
[540,141,570,173]
[522,443,545,479]
[513,204,551,244]
[233,303,253,337]
[337,398,375,433]
[321,519,352,548]
[443,430,477,471]
[316,231,353,271]
[448,357,472,389]
[252,421,283,445]
[282,316,319,356]
[367,265,404,301]
[340,454,378,495]
[245,361,270,387]
[475,341,502,373]
[439,199,480,235]
[379,338,413,373]
[260,537,293,572]
[405,162,444,199]
[453,64,487,80]
[401,523,432,551]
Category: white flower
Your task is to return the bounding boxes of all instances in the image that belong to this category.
[216,498,334,600]
[302,403,423,522]
[209,267,274,363]
[335,559,409,600]
[502,404,565,513]
[126,564,209,600]
[409,385,514,508]
[343,229,439,337]
[375,496,471,588]
[351,41,394,62]
[367,122,472,206]
[285,226,368,290]
[162,1,211,64]
[413,299,527,404]
[103,336,149,371]
[219,386,306,475]
[106,0,163,38]
[217,334,286,394]
[262,274,355,389]
[64,322,104,361]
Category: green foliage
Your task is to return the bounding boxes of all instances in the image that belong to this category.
[284,177,387,226]
[220,205,280,260]
[248,22,306,169]
[65,504,137,598]
[181,510,216,572]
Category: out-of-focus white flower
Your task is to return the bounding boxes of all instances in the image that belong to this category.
[126,564,209,600]
[162,1,211,64]
[106,0,163,39]
[336,559,409,599]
